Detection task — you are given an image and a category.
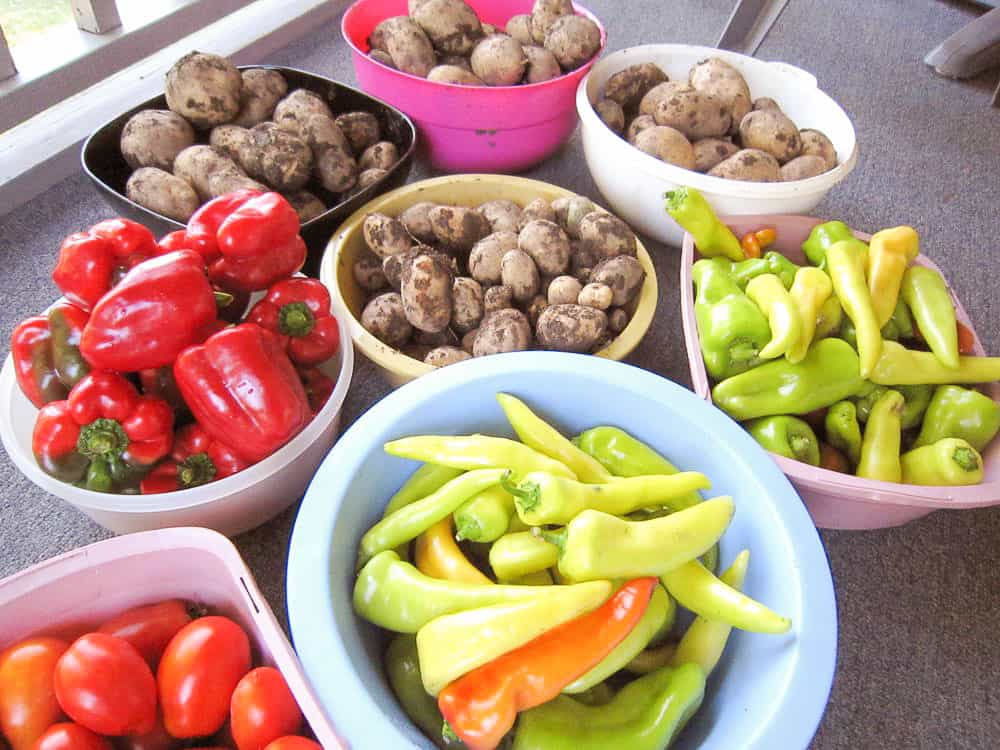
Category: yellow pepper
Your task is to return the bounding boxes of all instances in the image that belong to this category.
[867,226,919,328]
[787,268,833,362]
[414,518,492,585]
[814,294,843,340]
[856,390,905,482]
[826,239,882,378]
[745,274,803,360]
[504,569,554,586]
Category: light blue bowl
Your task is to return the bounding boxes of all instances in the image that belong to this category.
[287,352,837,750]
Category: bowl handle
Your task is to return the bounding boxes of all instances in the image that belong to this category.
[765,61,818,89]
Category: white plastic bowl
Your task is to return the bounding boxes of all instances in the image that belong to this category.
[0,313,354,536]
[577,44,859,247]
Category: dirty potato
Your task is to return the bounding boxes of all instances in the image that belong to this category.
[473,309,533,356]
[523,45,562,83]
[530,0,573,44]
[469,231,519,285]
[126,168,200,222]
[603,63,669,110]
[427,65,484,85]
[557,196,597,238]
[414,328,459,347]
[120,110,195,171]
[164,52,242,129]
[357,168,388,190]
[707,148,781,181]
[780,154,829,181]
[439,54,473,71]
[483,285,515,315]
[335,111,382,154]
[579,212,638,259]
[632,126,696,170]
[277,113,351,155]
[429,205,490,251]
[595,98,625,135]
[316,145,359,193]
[359,141,399,171]
[400,202,439,243]
[753,97,782,112]
[362,292,413,347]
[364,213,413,257]
[688,57,751,135]
[506,14,534,46]
[518,197,556,229]
[232,68,288,127]
[738,109,802,163]
[249,122,313,191]
[519,219,571,275]
[370,49,397,68]
[382,16,437,77]
[273,89,334,127]
[354,250,388,292]
[547,275,583,305]
[578,282,613,310]
[638,81,691,117]
[626,114,656,144]
[382,249,417,291]
[206,171,268,199]
[590,255,645,306]
[653,88,731,140]
[461,328,479,353]
[692,137,740,173]
[412,0,482,55]
[525,294,549,326]
[425,346,472,367]
[471,34,527,86]
[608,307,629,334]
[478,200,523,233]
[452,276,485,333]
[536,304,607,352]
[172,145,243,201]
[799,129,837,170]
[544,15,601,71]
[283,190,327,222]
[501,248,541,303]
[402,253,454,333]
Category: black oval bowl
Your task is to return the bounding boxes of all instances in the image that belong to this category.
[81,65,417,275]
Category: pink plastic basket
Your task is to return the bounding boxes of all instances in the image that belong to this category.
[342,0,606,172]
[680,214,1000,529]
[0,528,343,749]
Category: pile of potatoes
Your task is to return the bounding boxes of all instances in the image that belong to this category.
[594,57,839,182]
[119,52,403,223]
[368,0,601,87]
[356,194,646,367]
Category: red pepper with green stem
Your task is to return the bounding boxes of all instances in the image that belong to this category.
[247,278,341,366]
[10,302,91,408]
[140,423,249,493]
[32,371,173,492]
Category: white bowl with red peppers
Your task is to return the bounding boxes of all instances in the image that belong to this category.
[0,196,354,537]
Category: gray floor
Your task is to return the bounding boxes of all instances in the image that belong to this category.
[1,1,999,748]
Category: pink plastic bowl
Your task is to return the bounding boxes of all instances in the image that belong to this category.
[0,527,342,748]
[342,0,606,172]
[680,214,1000,530]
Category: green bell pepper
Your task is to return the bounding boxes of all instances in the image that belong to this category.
[914,385,1000,451]
[385,634,464,749]
[801,220,865,269]
[665,186,744,261]
[691,258,772,380]
[825,401,862,466]
[746,415,820,465]
[513,664,706,750]
[857,390,904,482]
[901,438,984,486]
[728,251,802,289]
[711,338,866,421]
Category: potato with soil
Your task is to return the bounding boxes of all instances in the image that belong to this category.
[638,81,691,117]
[578,282,613,310]
[126,168,200,222]
[451,277,484,333]
[708,148,781,182]
[544,15,601,71]
[506,14,534,46]
[402,253,454,333]
[626,114,656,144]
[523,46,562,84]
[530,0,573,44]
[780,154,829,181]
[357,168,387,190]
[359,141,399,171]
[335,111,382,153]
[799,129,837,170]
[500,249,541,303]
[362,292,412,347]
[483,285,514,315]
[693,137,740,172]
[172,145,244,201]
[536,304,607,352]
[209,124,254,166]
[412,0,482,56]
[120,110,195,171]
[206,172,268,199]
[518,220,571,275]
[473,309,533,356]
[632,125,696,169]
[248,122,314,192]
[364,213,413,258]
[738,109,802,163]
[165,52,242,129]
[518,197,556,229]
[370,49,397,68]
[354,251,387,292]
[479,200,523,233]
[652,88,731,140]
[555,196,597,239]
[316,145,359,193]
[603,63,669,111]
[381,16,437,77]
[429,205,490,251]
[590,255,645,306]
[400,202,438,243]
[595,99,625,135]
[688,57,751,135]
[753,97,781,112]
[382,249,418,291]
[547,275,583,306]
[282,190,326,222]
[471,34,527,86]
[469,231,519,285]
[278,113,352,156]
[579,212,637,259]
[232,69,288,127]
[425,346,472,367]
[427,65,484,85]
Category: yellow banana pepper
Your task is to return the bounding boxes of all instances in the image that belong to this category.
[826,239,882,378]
[414,518,492,585]
[867,226,919,328]
[745,274,803,360]
[787,268,833,362]
[856,390,905,482]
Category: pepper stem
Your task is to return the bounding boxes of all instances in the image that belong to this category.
[952,446,981,472]
[214,290,235,309]
[176,452,217,488]
[77,418,128,460]
[279,301,316,337]
[532,525,567,552]
[442,721,460,744]
[662,188,687,212]
[728,338,759,365]
[453,518,480,542]
[789,434,812,461]
[501,473,539,512]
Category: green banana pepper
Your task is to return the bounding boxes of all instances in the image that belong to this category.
[624,642,676,675]
[914,385,1000,451]
[572,682,615,707]
[513,664,706,750]
[711,338,865,421]
[385,634,464,749]
[746,415,820,465]
[857,390,904,482]
[901,438,984,486]
[801,220,864,269]
[384,463,465,517]
[453,485,515,542]
[814,295,844,340]
[827,239,881,378]
[489,531,559,581]
[728,251,801,289]
[871,342,1000,385]
[665,186,744,261]
[383,435,576,480]
[692,258,772,379]
[901,266,959,369]
[745,273,803,360]
[889,298,915,339]
[825,401,862,466]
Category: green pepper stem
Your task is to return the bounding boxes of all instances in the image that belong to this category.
[532,526,566,552]
[501,473,539,512]
[176,453,217,488]
[788,434,812,461]
[728,338,759,365]
[662,188,686,213]
[214,290,235,308]
[77,418,128,460]
[279,301,316,337]
[453,518,480,542]
[442,721,459,743]
[952,447,981,472]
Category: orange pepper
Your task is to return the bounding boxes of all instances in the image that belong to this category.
[957,321,977,355]
[740,232,762,259]
[414,519,492,585]
[754,227,777,249]
[819,442,850,473]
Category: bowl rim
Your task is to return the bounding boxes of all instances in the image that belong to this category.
[576,43,860,197]
[79,64,418,232]
[0,311,355,514]
[320,173,659,382]
[679,212,1000,509]
[340,0,607,92]
[286,351,838,750]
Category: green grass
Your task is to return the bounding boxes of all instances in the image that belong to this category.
[0,0,73,49]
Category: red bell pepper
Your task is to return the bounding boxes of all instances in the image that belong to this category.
[208,236,306,295]
[157,229,192,254]
[140,422,249,493]
[438,577,657,750]
[80,250,217,372]
[33,371,173,492]
[10,301,91,407]
[52,218,158,310]
[217,192,300,260]
[184,190,262,262]
[246,278,341,366]
[173,324,312,463]
[298,366,335,413]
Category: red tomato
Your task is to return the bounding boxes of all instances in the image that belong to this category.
[31,723,111,750]
[230,668,302,750]
[157,617,251,739]
[54,634,156,736]
[114,713,178,750]
[263,739,320,750]
[97,600,193,669]
[0,637,69,750]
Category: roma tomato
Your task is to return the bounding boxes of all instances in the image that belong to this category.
[0,637,69,750]
[54,634,156,736]
[230,668,302,750]
[114,713,178,750]
[31,723,111,750]
[263,739,320,750]
[157,616,251,739]
[97,600,193,669]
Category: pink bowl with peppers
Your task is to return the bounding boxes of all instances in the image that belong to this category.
[680,214,1000,530]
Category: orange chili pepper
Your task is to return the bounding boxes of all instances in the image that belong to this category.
[754,227,777,249]
[438,577,657,750]
[819,442,850,473]
[957,321,977,355]
[740,232,762,259]
[414,518,492,585]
